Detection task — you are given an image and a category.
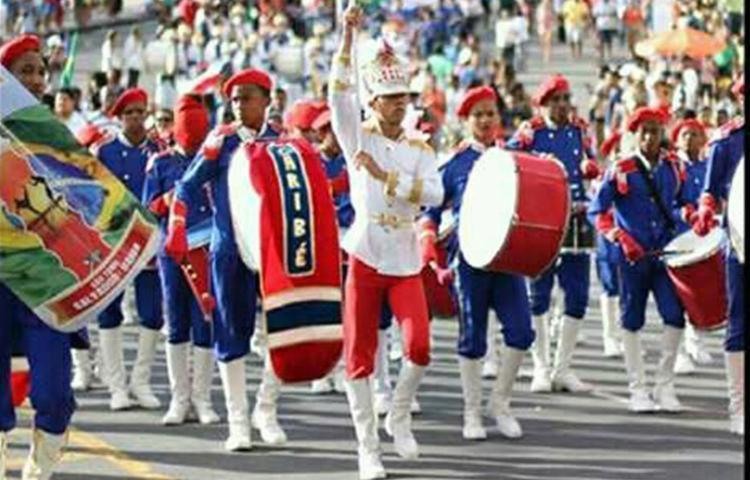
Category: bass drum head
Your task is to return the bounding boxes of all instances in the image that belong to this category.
[458,148,518,269]
[664,227,726,268]
[727,156,744,263]
[227,145,260,271]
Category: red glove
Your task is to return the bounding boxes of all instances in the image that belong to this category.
[692,193,718,236]
[580,159,602,180]
[199,293,216,318]
[434,266,454,286]
[617,230,646,263]
[329,170,350,196]
[680,204,696,224]
[164,199,189,262]
[200,128,228,161]
[148,192,172,218]
[418,219,439,266]
[594,211,620,242]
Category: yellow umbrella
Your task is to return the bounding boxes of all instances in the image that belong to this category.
[635,27,726,59]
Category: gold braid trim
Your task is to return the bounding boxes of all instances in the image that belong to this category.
[336,53,351,67]
[384,171,399,198]
[407,178,423,205]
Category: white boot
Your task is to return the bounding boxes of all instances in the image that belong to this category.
[674,335,697,375]
[530,314,552,392]
[482,316,499,378]
[622,330,656,413]
[162,342,191,425]
[310,376,334,394]
[192,346,220,424]
[129,327,161,409]
[551,316,592,392]
[121,282,138,325]
[725,351,744,435]
[600,294,623,358]
[344,378,386,480]
[458,357,487,440]
[652,325,683,412]
[1,431,7,480]
[384,360,424,459]
[372,329,392,416]
[70,348,93,391]
[21,429,67,480]
[488,347,525,439]
[251,355,287,445]
[99,327,132,410]
[389,323,403,361]
[685,323,712,365]
[218,358,251,451]
[249,313,267,358]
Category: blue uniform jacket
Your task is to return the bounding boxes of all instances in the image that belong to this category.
[94,132,161,198]
[679,154,708,206]
[702,119,744,204]
[320,151,354,230]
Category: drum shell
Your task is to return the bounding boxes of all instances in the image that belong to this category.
[666,248,728,331]
[486,154,570,277]
[421,235,458,318]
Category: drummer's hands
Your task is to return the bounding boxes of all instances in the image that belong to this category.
[434,265,455,286]
[617,230,645,263]
[165,199,189,262]
[343,5,363,31]
[580,159,602,180]
[201,128,227,161]
[354,150,387,182]
[692,193,718,236]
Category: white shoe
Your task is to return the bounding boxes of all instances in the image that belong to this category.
[162,399,191,425]
[252,354,287,445]
[218,358,251,451]
[129,328,161,409]
[21,429,67,480]
[623,330,656,413]
[684,323,712,365]
[373,392,391,416]
[163,342,191,425]
[410,397,421,414]
[674,351,696,375]
[628,390,657,413]
[729,415,745,436]
[551,317,592,392]
[653,383,683,412]
[191,346,220,425]
[552,372,592,393]
[344,378,386,480]
[99,327,132,411]
[70,348,93,391]
[494,414,523,438]
[384,360,424,460]
[481,359,498,379]
[384,410,419,459]
[530,368,552,393]
[357,447,387,480]
[603,338,623,358]
[310,377,334,394]
[458,357,487,440]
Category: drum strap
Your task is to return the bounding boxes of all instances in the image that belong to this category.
[634,157,677,235]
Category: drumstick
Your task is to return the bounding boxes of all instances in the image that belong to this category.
[652,249,693,257]
[428,260,440,272]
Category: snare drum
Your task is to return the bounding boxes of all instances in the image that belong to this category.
[727,157,744,263]
[663,228,728,331]
[227,146,260,272]
[458,148,570,278]
[183,218,215,319]
[421,215,459,318]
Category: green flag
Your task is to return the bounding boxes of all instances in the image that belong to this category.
[59,32,79,89]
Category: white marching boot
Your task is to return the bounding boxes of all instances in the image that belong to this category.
[389,323,403,361]
[21,429,67,480]
[372,329,393,416]
[482,315,500,378]
[162,342,191,425]
[725,351,744,435]
[1,431,7,480]
[551,316,592,392]
[488,347,525,439]
[530,314,552,392]
[674,334,697,375]
[70,348,93,391]
[685,323,712,365]
[384,360,424,459]
[192,346,220,424]
[600,294,623,358]
[129,327,161,409]
[121,282,138,325]
[458,357,487,440]
[218,358,251,451]
[652,325,683,412]
[99,327,132,410]
[622,330,656,413]
[251,355,287,445]
[345,377,386,480]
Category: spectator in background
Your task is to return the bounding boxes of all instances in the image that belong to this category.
[54,87,88,137]
[512,6,529,72]
[561,0,589,59]
[622,0,645,57]
[536,0,556,63]
[495,8,518,67]
[101,29,123,79]
[124,26,145,87]
[593,0,619,61]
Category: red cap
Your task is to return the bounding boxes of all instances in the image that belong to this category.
[732,74,744,99]
[311,108,332,131]
[109,88,149,117]
[222,68,273,97]
[600,131,622,157]
[626,106,670,132]
[0,34,41,69]
[75,123,105,148]
[534,74,570,106]
[456,86,497,119]
[173,95,209,152]
[670,118,705,145]
[285,100,327,131]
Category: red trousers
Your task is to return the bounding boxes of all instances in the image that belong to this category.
[344,256,431,379]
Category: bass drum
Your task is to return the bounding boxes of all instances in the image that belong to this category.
[227,144,260,271]
[727,156,744,263]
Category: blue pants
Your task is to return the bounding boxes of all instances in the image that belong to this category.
[211,250,257,363]
[725,248,744,352]
[530,253,590,319]
[97,270,164,331]
[617,257,685,332]
[0,284,75,434]
[457,257,534,359]
[595,235,620,297]
[158,255,212,348]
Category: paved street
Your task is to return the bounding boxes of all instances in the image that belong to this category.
[4,23,745,480]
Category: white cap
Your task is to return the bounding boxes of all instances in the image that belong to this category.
[361,40,410,99]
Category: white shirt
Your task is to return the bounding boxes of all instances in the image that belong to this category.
[123,35,145,71]
[329,55,444,276]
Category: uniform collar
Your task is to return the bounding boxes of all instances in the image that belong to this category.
[363,117,406,143]
[466,137,495,153]
[676,149,702,165]
[117,131,149,149]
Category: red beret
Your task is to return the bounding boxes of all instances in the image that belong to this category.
[732,74,744,99]
[222,68,273,97]
[311,108,332,131]
[670,118,705,145]
[456,86,497,119]
[534,74,570,106]
[173,95,209,152]
[285,100,327,131]
[626,106,670,133]
[599,131,622,157]
[0,34,41,69]
[109,88,149,117]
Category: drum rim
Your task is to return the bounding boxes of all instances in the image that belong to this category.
[727,156,744,264]
[664,228,726,268]
[530,156,572,278]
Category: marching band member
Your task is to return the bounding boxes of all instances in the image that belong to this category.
[588,107,690,413]
[0,33,75,480]
[506,74,600,393]
[692,76,745,435]
[142,95,219,426]
[596,131,624,358]
[421,86,535,440]
[93,88,164,411]
[330,6,443,478]
[164,68,286,450]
